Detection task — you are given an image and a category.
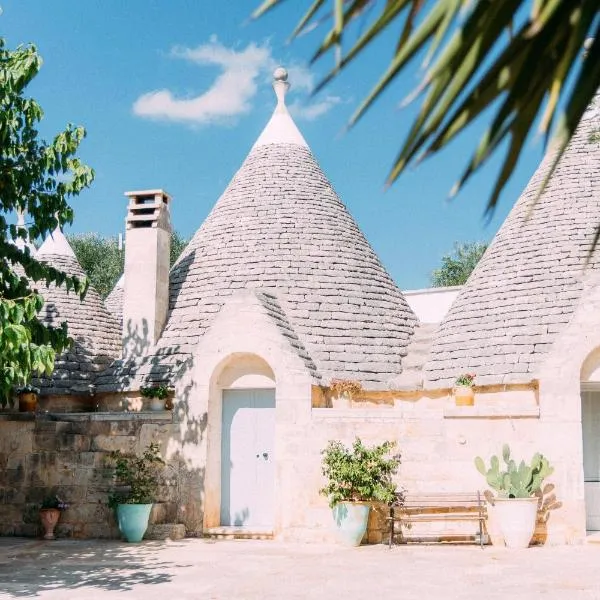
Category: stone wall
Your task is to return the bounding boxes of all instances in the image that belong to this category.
[0,413,202,539]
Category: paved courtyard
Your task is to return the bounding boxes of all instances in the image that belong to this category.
[1,538,600,599]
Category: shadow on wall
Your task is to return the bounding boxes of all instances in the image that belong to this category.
[99,316,208,537]
[0,539,193,597]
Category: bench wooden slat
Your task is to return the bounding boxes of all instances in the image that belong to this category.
[388,491,486,549]
[389,515,485,522]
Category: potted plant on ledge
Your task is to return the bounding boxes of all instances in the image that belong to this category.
[106,442,165,543]
[320,438,400,547]
[329,379,363,409]
[39,495,69,540]
[140,385,170,411]
[475,444,553,548]
[453,373,476,406]
[16,384,40,413]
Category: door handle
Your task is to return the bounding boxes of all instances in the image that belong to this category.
[262,452,269,460]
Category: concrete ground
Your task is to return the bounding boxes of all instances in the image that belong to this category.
[1,538,600,599]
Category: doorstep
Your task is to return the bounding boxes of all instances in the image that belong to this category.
[586,531,600,544]
[203,527,273,540]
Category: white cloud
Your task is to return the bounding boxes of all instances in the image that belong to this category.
[289,95,342,121]
[133,37,271,125]
[133,37,339,126]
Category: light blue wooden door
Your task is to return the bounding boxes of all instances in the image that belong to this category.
[221,389,276,528]
[582,391,600,530]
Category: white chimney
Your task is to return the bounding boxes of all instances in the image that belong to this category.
[122,189,172,359]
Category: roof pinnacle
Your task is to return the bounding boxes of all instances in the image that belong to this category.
[252,66,307,149]
[272,67,290,110]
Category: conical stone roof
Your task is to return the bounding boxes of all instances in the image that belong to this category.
[105,274,124,326]
[145,68,417,388]
[425,95,600,388]
[35,228,121,394]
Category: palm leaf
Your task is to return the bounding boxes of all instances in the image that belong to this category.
[252,0,600,214]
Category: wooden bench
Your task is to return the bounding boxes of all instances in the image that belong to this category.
[388,492,487,549]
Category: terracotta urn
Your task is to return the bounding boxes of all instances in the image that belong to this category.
[454,385,475,406]
[18,392,38,413]
[40,508,61,540]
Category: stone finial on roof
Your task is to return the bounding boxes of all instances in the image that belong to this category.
[253,67,308,149]
[37,226,76,259]
[13,210,36,255]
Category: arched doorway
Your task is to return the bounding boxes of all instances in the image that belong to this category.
[204,352,277,531]
[220,388,275,527]
[581,348,600,531]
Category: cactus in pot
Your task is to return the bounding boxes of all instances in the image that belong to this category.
[474,444,553,548]
[475,444,553,499]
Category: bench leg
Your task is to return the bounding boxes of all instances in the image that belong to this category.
[479,518,484,549]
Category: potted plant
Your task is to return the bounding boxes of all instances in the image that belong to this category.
[16,384,40,413]
[320,438,399,546]
[106,442,165,543]
[140,385,170,411]
[329,379,362,409]
[453,373,476,406]
[475,444,553,548]
[39,495,69,540]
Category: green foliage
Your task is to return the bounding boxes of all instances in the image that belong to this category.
[320,438,400,508]
[40,494,69,510]
[475,444,554,499]
[455,373,475,387]
[253,1,599,212]
[140,385,169,400]
[68,233,123,299]
[430,242,488,287]
[105,442,165,508]
[170,230,189,269]
[0,39,93,406]
[69,230,189,299]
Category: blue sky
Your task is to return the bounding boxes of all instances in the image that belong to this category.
[3,1,546,289]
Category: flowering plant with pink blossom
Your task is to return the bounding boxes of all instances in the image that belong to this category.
[455,373,476,387]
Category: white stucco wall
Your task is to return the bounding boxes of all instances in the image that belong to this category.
[404,286,462,323]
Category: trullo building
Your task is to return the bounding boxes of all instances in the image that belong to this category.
[1,72,599,544]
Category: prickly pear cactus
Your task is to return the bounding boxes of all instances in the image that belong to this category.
[474,445,553,498]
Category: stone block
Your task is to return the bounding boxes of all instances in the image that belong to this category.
[57,434,91,453]
[91,435,137,453]
[33,433,57,452]
[145,523,186,540]
[110,421,140,436]
[81,522,120,539]
[14,523,40,537]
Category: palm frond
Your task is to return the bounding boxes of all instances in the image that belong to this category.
[253,0,600,213]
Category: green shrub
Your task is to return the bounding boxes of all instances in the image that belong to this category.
[105,442,165,508]
[320,438,400,508]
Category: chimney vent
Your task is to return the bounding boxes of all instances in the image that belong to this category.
[122,189,172,359]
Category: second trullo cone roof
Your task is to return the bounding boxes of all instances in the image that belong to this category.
[425,93,600,388]
[152,68,418,388]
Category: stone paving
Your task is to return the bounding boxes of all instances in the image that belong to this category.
[1,538,600,599]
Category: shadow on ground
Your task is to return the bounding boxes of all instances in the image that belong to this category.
[0,539,191,597]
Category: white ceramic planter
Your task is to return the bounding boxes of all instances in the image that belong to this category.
[150,397,165,411]
[494,497,538,548]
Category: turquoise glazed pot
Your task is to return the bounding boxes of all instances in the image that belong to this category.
[332,502,370,546]
[117,504,152,543]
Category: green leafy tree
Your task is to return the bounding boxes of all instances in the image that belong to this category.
[430,241,488,287]
[170,230,189,268]
[68,234,123,299]
[0,39,93,405]
[69,231,190,299]
[254,1,599,212]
